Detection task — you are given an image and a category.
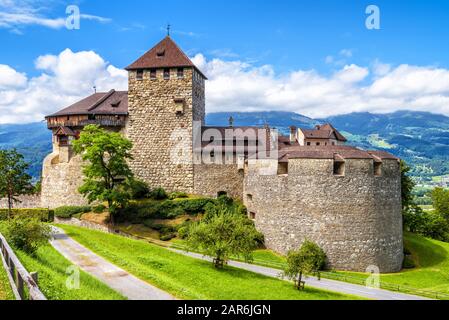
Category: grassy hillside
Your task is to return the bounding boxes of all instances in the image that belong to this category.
[0,259,14,300]
[59,225,361,300]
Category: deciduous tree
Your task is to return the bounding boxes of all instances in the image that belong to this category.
[0,149,33,219]
[72,125,134,224]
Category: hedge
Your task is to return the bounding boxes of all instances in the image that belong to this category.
[54,206,92,219]
[0,209,54,222]
[116,198,213,223]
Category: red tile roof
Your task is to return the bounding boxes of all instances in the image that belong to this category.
[46,90,128,118]
[125,36,207,79]
[299,123,347,142]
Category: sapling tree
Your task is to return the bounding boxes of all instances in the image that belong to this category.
[187,205,261,268]
[282,240,327,290]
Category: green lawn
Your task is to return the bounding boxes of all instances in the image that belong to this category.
[59,224,362,300]
[0,258,14,300]
[332,233,449,296]
[239,233,449,299]
[14,245,125,300]
[0,222,124,300]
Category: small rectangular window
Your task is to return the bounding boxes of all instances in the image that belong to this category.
[307,142,311,146]
[249,212,256,220]
[136,69,143,80]
[247,194,253,201]
[150,69,156,79]
[316,142,321,146]
[177,68,184,78]
[334,161,345,176]
[374,162,382,176]
[164,68,170,80]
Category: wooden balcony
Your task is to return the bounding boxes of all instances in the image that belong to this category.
[47,119,126,129]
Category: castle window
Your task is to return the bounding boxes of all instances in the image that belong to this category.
[316,142,321,146]
[278,162,288,175]
[249,212,256,220]
[136,69,143,80]
[333,161,345,176]
[164,68,170,80]
[307,142,311,146]
[150,69,157,80]
[177,68,184,78]
[247,194,253,201]
[156,50,165,57]
[332,142,336,146]
[374,162,382,177]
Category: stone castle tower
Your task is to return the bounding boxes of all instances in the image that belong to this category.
[125,36,206,193]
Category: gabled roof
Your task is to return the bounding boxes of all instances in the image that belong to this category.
[55,126,76,136]
[299,123,347,142]
[125,36,207,79]
[46,90,128,118]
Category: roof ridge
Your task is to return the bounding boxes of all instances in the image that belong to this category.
[88,89,116,112]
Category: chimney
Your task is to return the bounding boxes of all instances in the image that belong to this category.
[289,126,297,144]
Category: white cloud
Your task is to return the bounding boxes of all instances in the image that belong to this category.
[0,49,127,124]
[0,64,27,89]
[339,49,353,58]
[194,54,449,118]
[2,49,449,124]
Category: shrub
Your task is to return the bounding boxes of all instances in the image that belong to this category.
[403,255,416,269]
[160,233,176,241]
[54,206,91,219]
[150,188,168,200]
[93,204,107,213]
[0,208,53,222]
[180,198,213,215]
[128,179,151,199]
[403,204,449,241]
[4,217,51,254]
[177,226,189,239]
[169,192,188,200]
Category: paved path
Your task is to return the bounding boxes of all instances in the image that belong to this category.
[50,227,175,300]
[172,249,431,301]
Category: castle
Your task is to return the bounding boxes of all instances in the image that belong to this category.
[41,36,403,272]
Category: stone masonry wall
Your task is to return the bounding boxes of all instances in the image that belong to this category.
[41,152,88,209]
[194,164,244,200]
[0,195,42,209]
[127,67,205,193]
[244,158,403,273]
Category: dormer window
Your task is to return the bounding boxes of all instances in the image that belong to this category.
[156,50,165,57]
[150,69,157,80]
[177,68,184,78]
[136,69,143,80]
[164,68,170,80]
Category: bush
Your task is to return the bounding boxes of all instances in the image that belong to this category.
[169,192,188,200]
[177,226,189,239]
[128,179,151,199]
[150,188,168,200]
[160,233,176,241]
[403,205,449,241]
[403,255,416,269]
[4,217,51,254]
[0,208,53,222]
[93,204,107,213]
[54,206,91,219]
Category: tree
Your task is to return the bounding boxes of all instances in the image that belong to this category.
[401,161,416,211]
[72,125,134,224]
[0,149,33,219]
[186,206,261,268]
[282,240,327,290]
[431,187,449,221]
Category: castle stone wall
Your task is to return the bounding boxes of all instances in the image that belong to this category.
[194,164,244,200]
[0,195,42,209]
[244,158,403,273]
[127,68,205,193]
[41,152,88,209]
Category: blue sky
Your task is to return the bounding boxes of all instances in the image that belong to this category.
[1,0,449,123]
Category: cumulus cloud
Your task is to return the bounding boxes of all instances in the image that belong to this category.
[0,49,127,124]
[2,49,449,124]
[192,54,449,118]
